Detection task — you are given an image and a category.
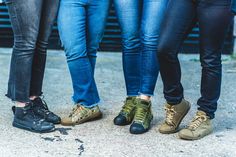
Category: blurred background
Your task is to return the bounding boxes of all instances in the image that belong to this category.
[0,3,235,54]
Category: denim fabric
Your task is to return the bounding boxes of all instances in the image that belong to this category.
[232,0,236,14]
[157,0,233,119]
[5,0,59,102]
[114,0,169,96]
[57,0,110,107]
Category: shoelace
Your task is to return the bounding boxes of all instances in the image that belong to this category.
[188,115,207,129]
[134,105,147,123]
[38,98,52,115]
[27,103,42,122]
[120,99,134,116]
[165,106,176,126]
[69,105,86,117]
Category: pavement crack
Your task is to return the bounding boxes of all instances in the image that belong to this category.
[55,127,72,135]
[78,144,84,156]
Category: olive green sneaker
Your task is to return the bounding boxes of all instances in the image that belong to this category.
[130,98,153,134]
[159,99,190,134]
[114,97,136,126]
[61,104,102,126]
[178,110,213,140]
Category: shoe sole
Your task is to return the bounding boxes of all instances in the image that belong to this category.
[159,101,191,134]
[178,130,213,140]
[47,119,61,125]
[61,112,103,126]
[114,120,132,126]
[12,122,55,133]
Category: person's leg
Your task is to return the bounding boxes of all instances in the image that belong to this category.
[157,0,196,134]
[179,0,233,140]
[5,0,54,132]
[197,0,233,119]
[6,0,42,103]
[113,0,142,96]
[58,0,103,126]
[86,0,110,75]
[113,0,142,126]
[158,0,197,105]
[30,0,59,97]
[29,0,61,124]
[139,0,168,99]
[85,0,111,103]
[58,0,94,107]
[129,0,169,134]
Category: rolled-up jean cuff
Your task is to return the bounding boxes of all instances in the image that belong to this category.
[29,91,43,97]
[138,92,154,97]
[5,94,31,103]
[127,94,139,97]
[73,100,101,108]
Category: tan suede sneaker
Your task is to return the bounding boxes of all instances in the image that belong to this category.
[61,104,102,126]
[159,99,190,134]
[178,110,213,140]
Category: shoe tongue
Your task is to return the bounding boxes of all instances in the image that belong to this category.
[139,99,150,106]
[34,97,42,103]
[197,110,207,116]
[24,102,33,109]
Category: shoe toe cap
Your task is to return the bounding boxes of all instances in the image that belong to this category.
[114,115,128,126]
[47,115,61,124]
[178,129,194,139]
[130,123,147,134]
[159,123,177,134]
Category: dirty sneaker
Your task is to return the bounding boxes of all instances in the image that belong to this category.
[159,99,190,134]
[114,97,136,126]
[61,104,102,126]
[32,97,61,124]
[13,103,55,133]
[178,110,213,140]
[130,98,153,134]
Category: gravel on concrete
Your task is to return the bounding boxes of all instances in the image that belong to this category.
[0,48,236,157]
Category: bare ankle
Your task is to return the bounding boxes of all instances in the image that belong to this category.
[139,95,151,101]
[29,96,38,100]
[15,102,27,107]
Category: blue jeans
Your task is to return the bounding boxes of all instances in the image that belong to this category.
[57,0,110,107]
[114,0,169,96]
[157,0,233,119]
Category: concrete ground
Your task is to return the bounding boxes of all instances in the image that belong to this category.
[0,48,236,157]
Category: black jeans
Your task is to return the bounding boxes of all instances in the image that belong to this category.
[5,0,59,102]
[157,0,233,119]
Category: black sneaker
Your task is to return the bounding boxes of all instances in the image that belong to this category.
[32,97,61,124]
[12,103,55,133]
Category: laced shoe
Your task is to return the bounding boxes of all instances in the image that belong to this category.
[12,103,55,133]
[159,99,190,134]
[32,97,61,124]
[178,110,213,140]
[130,98,153,134]
[61,104,102,126]
[114,97,136,126]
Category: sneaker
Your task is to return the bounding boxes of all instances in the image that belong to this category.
[12,103,55,133]
[32,97,61,124]
[178,110,213,140]
[61,104,102,126]
[114,97,136,126]
[130,98,153,134]
[159,99,190,134]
